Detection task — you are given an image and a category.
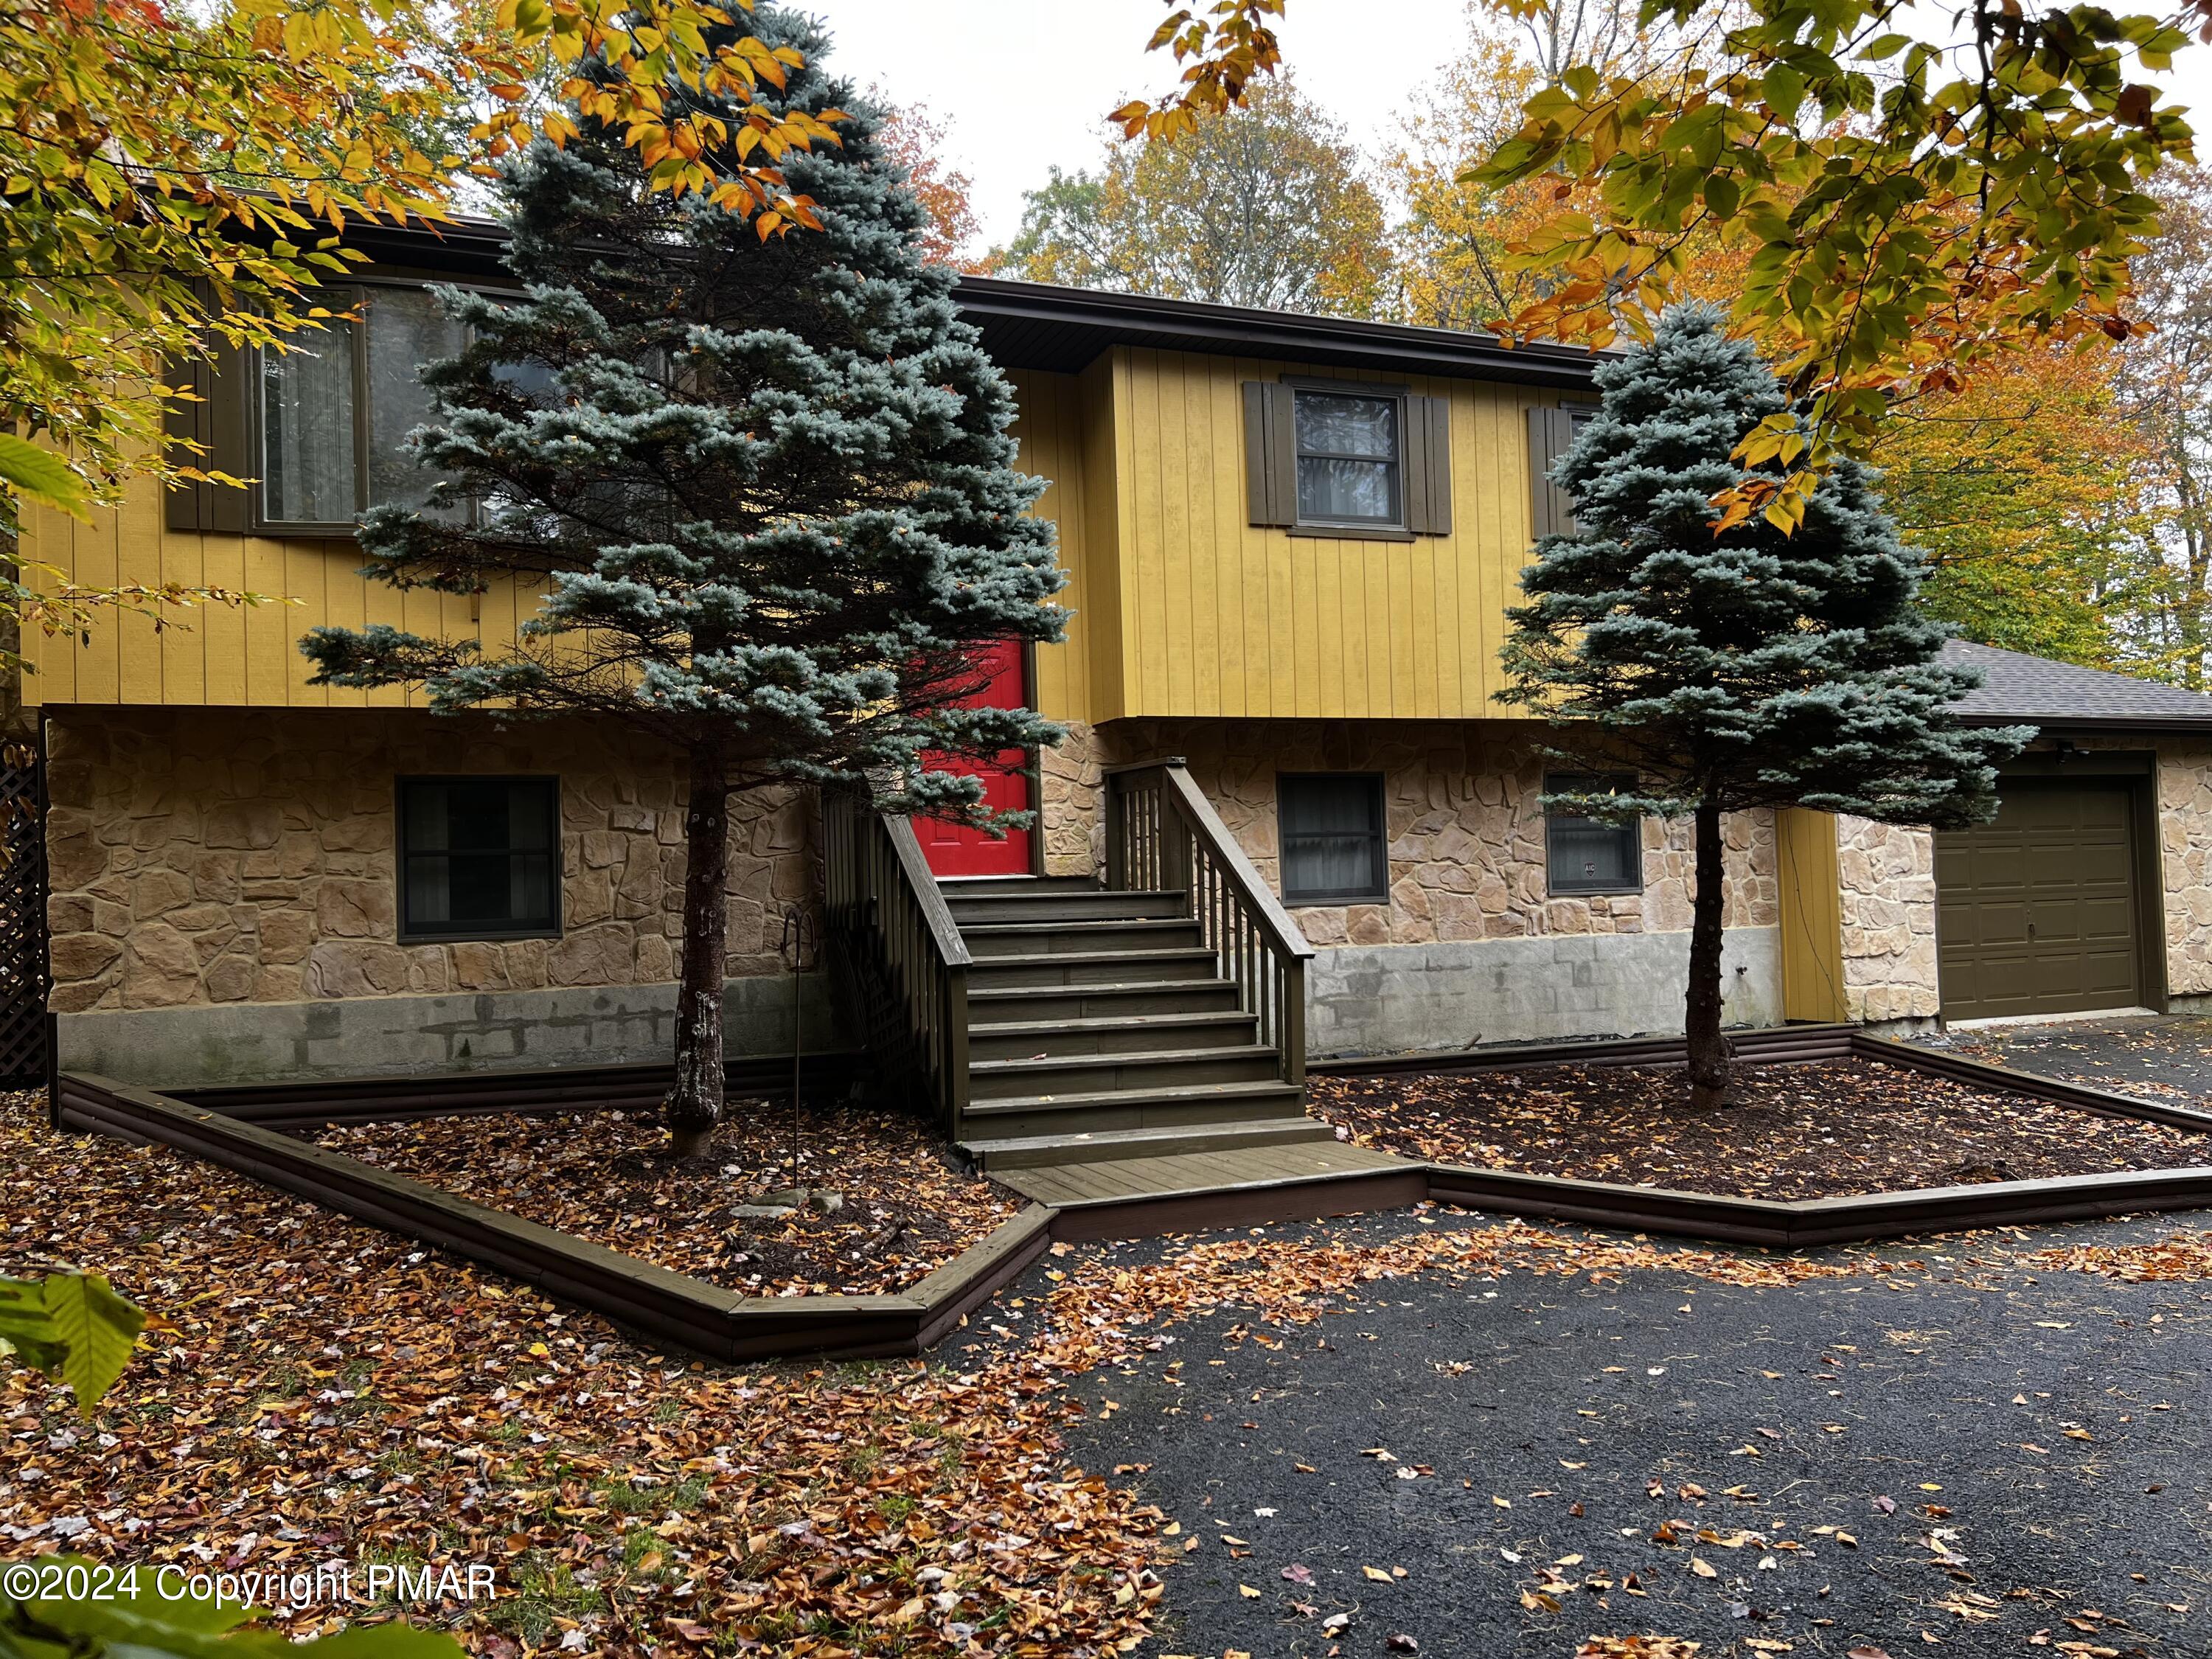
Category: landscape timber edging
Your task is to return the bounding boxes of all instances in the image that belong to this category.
[1332,1021,2212,1245]
[48,1026,2212,1360]
[153,1050,867,1131]
[52,1071,1048,1363]
[1424,1159,2212,1248]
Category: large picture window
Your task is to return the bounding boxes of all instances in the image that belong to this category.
[1545,772,1644,896]
[259,286,468,528]
[1278,773,1388,905]
[398,777,561,940]
[1294,390,1402,528]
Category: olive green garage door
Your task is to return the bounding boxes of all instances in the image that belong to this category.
[1935,777,2145,1021]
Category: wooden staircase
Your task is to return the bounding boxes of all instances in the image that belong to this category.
[824,759,1425,1234]
[942,874,1331,1169]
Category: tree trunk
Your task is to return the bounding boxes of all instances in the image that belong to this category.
[1684,792,1733,1110]
[664,744,731,1159]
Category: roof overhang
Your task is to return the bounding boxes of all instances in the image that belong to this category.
[953,275,1607,389]
[319,219,1608,389]
[1960,714,2212,736]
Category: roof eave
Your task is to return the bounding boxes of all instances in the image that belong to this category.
[1958,714,2212,735]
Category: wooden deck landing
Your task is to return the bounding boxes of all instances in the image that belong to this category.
[994,1139,1428,1241]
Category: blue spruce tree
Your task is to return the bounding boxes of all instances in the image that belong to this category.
[302,10,1066,1156]
[1502,305,2031,1108]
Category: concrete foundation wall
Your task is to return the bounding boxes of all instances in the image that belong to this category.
[54,972,837,1088]
[1305,925,1783,1060]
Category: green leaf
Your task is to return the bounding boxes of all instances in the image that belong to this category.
[1761,63,1805,117]
[0,1273,145,1417]
[0,1274,68,1376]
[298,1622,470,1657]
[0,434,91,522]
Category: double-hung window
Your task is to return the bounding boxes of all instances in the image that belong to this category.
[397,777,561,940]
[1545,772,1644,896]
[1242,379,1453,537]
[258,285,469,529]
[1293,390,1402,529]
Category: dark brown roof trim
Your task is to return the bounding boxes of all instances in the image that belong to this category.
[953,274,1607,387]
[305,215,1607,389]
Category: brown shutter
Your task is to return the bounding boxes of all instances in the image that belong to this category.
[165,338,254,534]
[162,352,210,533]
[1526,404,1579,541]
[1404,395,1452,535]
[1242,380,1297,527]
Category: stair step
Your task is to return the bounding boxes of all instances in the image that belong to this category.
[964,947,1225,989]
[961,1079,1308,1138]
[936,874,1100,891]
[960,1116,1335,1169]
[969,1043,1281,1100]
[968,979,1245,1023]
[968,1010,1258,1061]
[961,919,1203,958]
[942,888,1189,925]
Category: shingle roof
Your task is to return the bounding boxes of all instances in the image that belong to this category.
[1942,639,2212,730]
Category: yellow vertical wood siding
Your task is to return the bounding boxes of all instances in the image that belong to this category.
[19,493,487,709]
[1077,346,1563,723]
[1776,806,1848,1022]
[24,344,1568,726]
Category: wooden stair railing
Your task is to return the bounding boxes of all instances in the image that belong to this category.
[821,789,972,1134]
[1104,759,1315,1087]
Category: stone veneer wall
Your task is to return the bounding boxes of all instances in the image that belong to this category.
[2150,740,2212,998]
[1833,815,1938,1025]
[1047,719,1776,939]
[1038,718,1782,1054]
[1038,720,1107,879]
[44,707,816,1016]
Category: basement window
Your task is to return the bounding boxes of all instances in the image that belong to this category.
[397,777,561,940]
[1278,773,1389,905]
[1545,773,1644,896]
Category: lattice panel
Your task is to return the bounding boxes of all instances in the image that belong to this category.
[0,738,47,1088]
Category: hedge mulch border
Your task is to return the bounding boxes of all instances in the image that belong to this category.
[47,1025,2212,1360]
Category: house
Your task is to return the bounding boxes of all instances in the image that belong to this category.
[17,221,2212,1147]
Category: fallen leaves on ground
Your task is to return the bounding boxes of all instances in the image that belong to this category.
[319,1102,1018,1297]
[15,1083,2212,1656]
[1311,1059,2212,1199]
[2024,1230,2212,1280]
[1,1093,1152,1656]
[1576,1638,1703,1658]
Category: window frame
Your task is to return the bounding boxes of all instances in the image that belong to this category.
[1276,771,1391,906]
[250,276,508,538]
[394,773,566,944]
[1284,378,1411,539]
[1543,771,1646,897]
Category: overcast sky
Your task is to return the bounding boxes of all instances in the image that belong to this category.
[812,0,2212,255]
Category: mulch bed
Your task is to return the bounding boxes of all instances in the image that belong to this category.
[315,1100,1020,1297]
[2,1088,1161,1656]
[1311,1056,2212,1200]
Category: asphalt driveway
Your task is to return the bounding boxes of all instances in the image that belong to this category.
[1032,1208,2212,1658]
[1919,1012,2212,1107]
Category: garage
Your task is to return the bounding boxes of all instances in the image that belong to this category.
[1935,776,2143,1022]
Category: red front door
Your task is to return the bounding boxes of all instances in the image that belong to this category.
[914,639,1033,878]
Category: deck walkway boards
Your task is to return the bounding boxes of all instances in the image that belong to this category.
[995,1139,1413,1209]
